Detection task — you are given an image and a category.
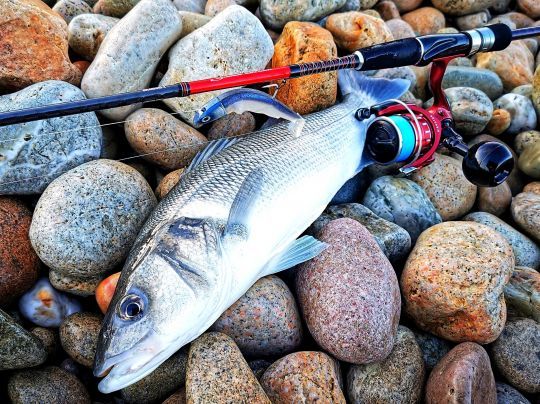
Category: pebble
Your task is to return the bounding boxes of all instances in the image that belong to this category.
[155,169,184,200]
[211,275,303,357]
[205,0,236,16]
[499,11,535,28]
[325,12,394,52]
[68,14,118,61]
[8,366,90,404]
[0,81,102,195]
[29,160,157,278]
[412,330,451,371]
[374,67,417,92]
[493,93,537,135]
[426,87,493,136]
[160,5,274,124]
[125,108,207,170]
[347,326,425,404]
[385,18,416,40]
[455,10,491,30]
[297,218,400,364]
[401,221,513,343]
[52,0,93,24]
[486,108,512,135]
[476,41,535,92]
[524,181,540,194]
[442,66,503,100]
[496,382,531,404]
[0,198,40,307]
[0,309,47,370]
[476,182,512,216]
[330,170,369,205]
[93,0,139,17]
[249,359,272,380]
[411,154,477,221]
[511,191,540,243]
[260,351,345,403]
[515,130,540,154]
[338,0,378,11]
[492,318,540,393]
[0,0,81,91]
[492,0,512,13]
[121,350,188,403]
[425,342,496,403]
[402,7,446,35]
[162,388,186,404]
[178,11,211,37]
[272,22,338,115]
[173,0,206,13]
[49,270,103,297]
[518,142,540,179]
[259,0,346,30]
[431,0,497,16]
[95,272,120,313]
[310,203,411,264]
[362,176,442,242]
[464,211,540,269]
[504,266,540,322]
[185,332,270,402]
[31,327,58,360]
[518,0,540,19]
[512,84,533,98]
[82,0,183,120]
[59,312,102,367]
[207,112,256,140]
[375,1,400,20]
[533,66,540,117]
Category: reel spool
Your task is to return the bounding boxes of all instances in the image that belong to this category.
[357,58,514,187]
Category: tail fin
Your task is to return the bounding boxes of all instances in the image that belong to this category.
[338,69,410,105]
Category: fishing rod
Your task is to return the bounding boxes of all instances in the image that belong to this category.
[1,23,539,187]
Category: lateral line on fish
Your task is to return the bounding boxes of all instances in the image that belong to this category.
[0,104,362,187]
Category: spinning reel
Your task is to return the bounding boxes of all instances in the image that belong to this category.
[358,57,514,187]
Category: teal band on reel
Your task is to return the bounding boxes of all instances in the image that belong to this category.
[389,115,416,163]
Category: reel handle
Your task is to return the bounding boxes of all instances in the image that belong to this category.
[442,125,514,187]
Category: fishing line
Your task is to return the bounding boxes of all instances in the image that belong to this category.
[0,102,363,187]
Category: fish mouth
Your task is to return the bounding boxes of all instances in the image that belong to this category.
[94,330,178,394]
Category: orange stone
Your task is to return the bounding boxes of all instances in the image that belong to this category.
[0,0,81,91]
[272,22,337,115]
[95,272,120,314]
[402,7,446,35]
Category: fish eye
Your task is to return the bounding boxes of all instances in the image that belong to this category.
[118,294,144,320]
[202,116,211,123]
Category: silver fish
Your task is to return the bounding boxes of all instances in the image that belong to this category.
[193,87,305,137]
[93,72,408,393]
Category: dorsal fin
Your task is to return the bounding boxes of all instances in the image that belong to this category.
[185,137,239,174]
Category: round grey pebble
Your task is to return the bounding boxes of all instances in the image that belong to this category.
[412,329,452,371]
[29,159,157,278]
[442,66,503,100]
[496,382,531,403]
[494,93,538,135]
[259,0,347,30]
[52,0,93,23]
[68,14,119,61]
[60,312,102,367]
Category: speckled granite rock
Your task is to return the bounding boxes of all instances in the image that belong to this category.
[211,275,303,357]
[0,0,81,91]
[326,11,393,52]
[249,359,272,380]
[0,81,102,195]
[477,182,512,216]
[496,382,531,404]
[260,351,345,403]
[297,218,400,364]
[411,154,477,221]
[425,343,496,403]
[82,0,183,120]
[121,350,188,404]
[52,0,92,23]
[161,6,273,124]
[49,271,103,297]
[68,14,118,61]
[30,160,157,278]
[8,366,90,404]
[0,309,46,370]
[156,168,184,200]
[515,130,540,155]
[310,203,411,264]
[442,66,503,100]
[59,312,102,367]
[511,191,540,243]
[464,212,539,269]
[363,176,442,242]
[401,222,514,343]
[186,332,270,403]
[494,93,537,135]
[272,22,337,115]
[30,327,58,360]
[412,330,451,371]
[207,112,256,140]
[347,326,425,403]
[260,0,346,30]
[425,87,493,136]
[0,198,40,306]
[162,388,186,404]
[492,318,540,393]
[504,266,540,322]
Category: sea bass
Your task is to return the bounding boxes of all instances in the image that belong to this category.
[93,72,408,393]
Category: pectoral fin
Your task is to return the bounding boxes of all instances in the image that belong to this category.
[185,137,239,174]
[263,235,328,275]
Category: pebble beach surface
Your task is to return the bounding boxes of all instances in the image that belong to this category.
[0,0,539,403]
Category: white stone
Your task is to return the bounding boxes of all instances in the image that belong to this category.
[259,0,347,30]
